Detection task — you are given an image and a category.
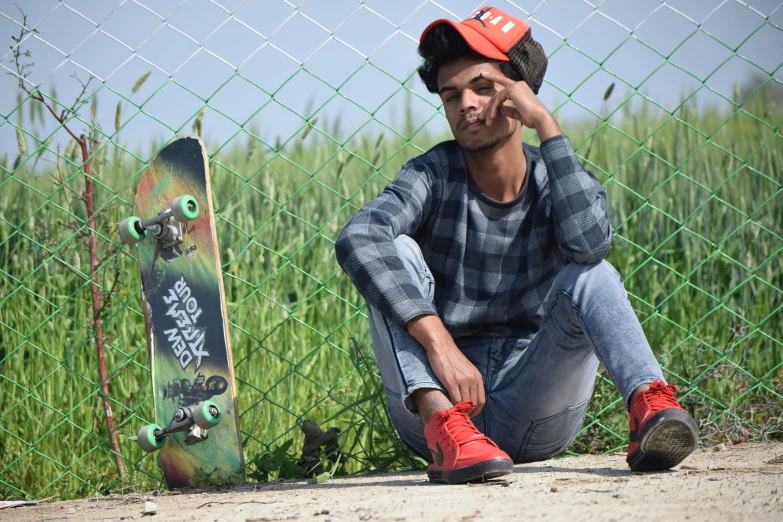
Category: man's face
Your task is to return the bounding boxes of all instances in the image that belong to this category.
[437,58,517,153]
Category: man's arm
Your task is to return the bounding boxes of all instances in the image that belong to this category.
[335,161,487,417]
[334,159,438,326]
[538,128,612,264]
[479,72,612,264]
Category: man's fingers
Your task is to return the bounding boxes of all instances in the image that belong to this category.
[447,384,462,405]
[480,71,515,88]
[479,90,503,121]
[459,384,472,405]
[489,96,514,124]
[498,105,521,121]
[484,91,509,126]
[468,385,483,417]
[469,385,479,409]
[478,73,539,126]
[459,384,475,415]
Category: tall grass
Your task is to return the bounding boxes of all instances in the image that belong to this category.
[1,91,781,500]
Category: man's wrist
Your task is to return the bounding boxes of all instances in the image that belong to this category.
[534,112,562,142]
[406,314,454,353]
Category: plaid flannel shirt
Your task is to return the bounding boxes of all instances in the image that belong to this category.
[335,134,612,340]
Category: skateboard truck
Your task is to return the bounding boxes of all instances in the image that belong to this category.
[137,400,221,453]
[119,195,199,250]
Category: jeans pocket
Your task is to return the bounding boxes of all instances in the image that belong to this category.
[515,396,590,463]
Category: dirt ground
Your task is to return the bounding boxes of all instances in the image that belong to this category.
[3,442,782,522]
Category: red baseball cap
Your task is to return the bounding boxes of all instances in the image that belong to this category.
[420,7,548,93]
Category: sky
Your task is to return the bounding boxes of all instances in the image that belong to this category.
[0,0,781,160]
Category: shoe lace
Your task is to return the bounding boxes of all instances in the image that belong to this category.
[442,402,489,446]
[640,381,680,411]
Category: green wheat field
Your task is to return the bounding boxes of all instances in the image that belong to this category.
[1,87,781,501]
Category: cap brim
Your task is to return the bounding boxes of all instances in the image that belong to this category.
[420,18,511,62]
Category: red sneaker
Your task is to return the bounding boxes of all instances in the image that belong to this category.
[423,401,513,484]
[627,381,699,471]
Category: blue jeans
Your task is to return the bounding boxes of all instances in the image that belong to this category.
[367,235,664,463]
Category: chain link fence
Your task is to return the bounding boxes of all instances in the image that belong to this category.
[1,0,782,501]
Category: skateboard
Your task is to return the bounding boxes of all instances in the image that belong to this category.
[119,135,244,488]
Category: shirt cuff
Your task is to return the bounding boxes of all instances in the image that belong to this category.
[539,133,573,159]
[390,299,439,328]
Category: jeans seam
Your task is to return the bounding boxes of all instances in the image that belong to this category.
[383,388,403,399]
[382,313,413,401]
[485,338,494,391]
[483,340,493,439]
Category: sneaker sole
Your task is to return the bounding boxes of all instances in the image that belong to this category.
[427,458,513,484]
[627,409,699,472]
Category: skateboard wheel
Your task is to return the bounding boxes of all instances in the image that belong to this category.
[119,217,146,244]
[171,195,199,222]
[137,424,165,452]
[192,400,221,429]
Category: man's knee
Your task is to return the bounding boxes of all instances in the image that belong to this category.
[557,258,622,282]
[394,234,423,270]
[393,235,434,297]
[553,259,626,299]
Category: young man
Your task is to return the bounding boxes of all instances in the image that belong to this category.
[335,7,699,484]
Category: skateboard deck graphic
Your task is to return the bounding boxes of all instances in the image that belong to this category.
[131,136,244,488]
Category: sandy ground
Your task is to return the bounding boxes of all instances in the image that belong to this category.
[3,443,782,522]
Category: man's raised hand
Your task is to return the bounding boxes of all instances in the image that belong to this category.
[478,71,561,141]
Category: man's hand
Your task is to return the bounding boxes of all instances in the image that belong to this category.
[426,342,486,417]
[478,71,561,141]
[406,315,485,417]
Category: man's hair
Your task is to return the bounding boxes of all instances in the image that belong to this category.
[417,24,521,94]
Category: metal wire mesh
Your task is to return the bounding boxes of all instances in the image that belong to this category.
[1,0,781,500]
